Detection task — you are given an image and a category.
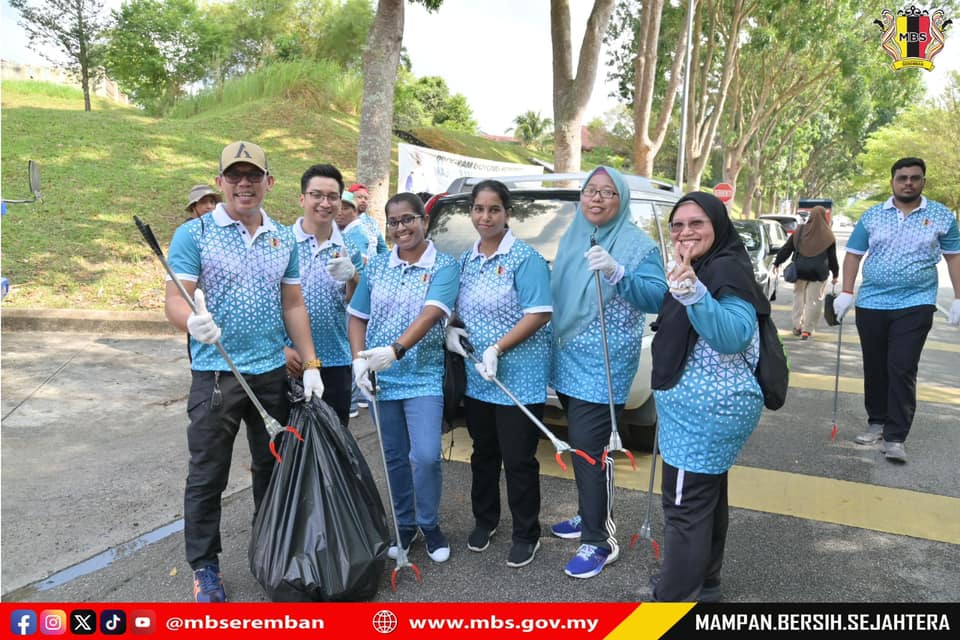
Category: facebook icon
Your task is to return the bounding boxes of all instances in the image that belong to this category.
[10,610,37,636]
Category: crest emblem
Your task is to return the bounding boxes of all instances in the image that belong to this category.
[875,5,952,70]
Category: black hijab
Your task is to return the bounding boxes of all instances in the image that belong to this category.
[651,192,770,391]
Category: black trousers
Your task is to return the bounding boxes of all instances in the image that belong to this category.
[656,461,728,602]
[855,305,934,443]
[558,393,622,552]
[184,366,289,569]
[318,365,352,428]
[464,396,542,543]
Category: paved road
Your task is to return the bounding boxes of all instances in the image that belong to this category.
[2,233,958,603]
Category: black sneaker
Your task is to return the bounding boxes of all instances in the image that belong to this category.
[506,540,540,568]
[466,526,497,552]
[387,527,421,560]
[646,573,722,602]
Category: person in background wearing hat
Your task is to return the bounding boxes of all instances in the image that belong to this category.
[348,183,388,256]
[165,140,323,603]
[285,163,363,427]
[335,190,374,266]
[335,189,376,418]
[185,184,221,220]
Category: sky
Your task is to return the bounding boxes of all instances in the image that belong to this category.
[2,0,960,134]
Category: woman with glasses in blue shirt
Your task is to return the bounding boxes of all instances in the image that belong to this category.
[348,192,460,565]
[549,166,668,580]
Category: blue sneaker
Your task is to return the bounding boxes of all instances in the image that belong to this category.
[550,515,582,539]
[193,564,226,602]
[564,544,614,579]
[422,525,451,563]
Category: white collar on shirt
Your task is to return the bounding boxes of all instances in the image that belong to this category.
[883,195,928,216]
[342,219,366,234]
[293,217,347,255]
[470,228,516,261]
[212,202,277,232]
[389,239,438,269]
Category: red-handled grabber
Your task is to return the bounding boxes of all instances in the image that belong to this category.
[366,371,422,591]
[590,231,636,471]
[133,216,303,462]
[458,333,595,471]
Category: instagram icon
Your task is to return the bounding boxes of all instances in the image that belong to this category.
[40,610,67,635]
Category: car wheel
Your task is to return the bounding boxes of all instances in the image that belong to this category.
[619,394,657,451]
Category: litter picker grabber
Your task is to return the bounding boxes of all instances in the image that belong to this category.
[590,231,636,471]
[133,216,303,463]
[830,319,844,441]
[365,371,422,591]
[458,335,596,471]
[629,422,661,561]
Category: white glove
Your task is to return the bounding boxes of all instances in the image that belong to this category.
[445,325,468,357]
[186,289,221,344]
[585,245,618,278]
[325,256,356,282]
[833,292,855,320]
[475,345,499,381]
[358,345,397,372]
[352,358,374,401]
[302,368,324,401]
[949,299,960,325]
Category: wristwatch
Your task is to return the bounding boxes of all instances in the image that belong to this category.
[391,342,407,360]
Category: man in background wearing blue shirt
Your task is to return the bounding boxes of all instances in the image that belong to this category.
[833,157,960,463]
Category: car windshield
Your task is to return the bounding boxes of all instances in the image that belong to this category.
[732,221,760,251]
[427,190,672,263]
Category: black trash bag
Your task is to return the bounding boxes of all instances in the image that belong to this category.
[249,382,390,602]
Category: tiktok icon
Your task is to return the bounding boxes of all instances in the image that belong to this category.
[100,610,127,635]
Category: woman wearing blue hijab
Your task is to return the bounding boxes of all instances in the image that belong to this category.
[549,166,668,579]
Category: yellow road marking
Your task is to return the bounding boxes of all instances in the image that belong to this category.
[790,372,960,405]
[777,328,960,353]
[441,435,960,545]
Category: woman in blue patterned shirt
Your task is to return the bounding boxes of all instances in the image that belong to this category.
[549,166,668,579]
[348,192,460,564]
[649,191,769,602]
[445,180,553,569]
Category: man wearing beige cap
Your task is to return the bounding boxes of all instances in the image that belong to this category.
[165,140,324,603]
[185,184,221,219]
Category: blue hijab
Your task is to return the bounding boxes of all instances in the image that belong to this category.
[552,166,658,343]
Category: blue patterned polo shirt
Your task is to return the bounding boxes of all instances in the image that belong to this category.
[290,218,363,367]
[846,197,960,309]
[457,231,553,405]
[168,204,299,374]
[347,241,459,401]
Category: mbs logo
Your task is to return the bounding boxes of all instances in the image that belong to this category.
[875,5,952,70]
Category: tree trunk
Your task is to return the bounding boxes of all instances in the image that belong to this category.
[632,0,686,178]
[551,0,616,176]
[357,0,404,227]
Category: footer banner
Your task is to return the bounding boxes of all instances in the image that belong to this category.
[1,602,955,639]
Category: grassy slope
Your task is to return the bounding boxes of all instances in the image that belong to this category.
[0,81,540,310]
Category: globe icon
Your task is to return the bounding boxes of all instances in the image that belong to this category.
[372,609,398,634]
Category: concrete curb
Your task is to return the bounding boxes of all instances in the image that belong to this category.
[1,308,179,335]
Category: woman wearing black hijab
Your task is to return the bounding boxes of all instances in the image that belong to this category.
[648,192,769,602]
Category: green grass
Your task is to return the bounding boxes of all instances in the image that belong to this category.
[0,77,544,310]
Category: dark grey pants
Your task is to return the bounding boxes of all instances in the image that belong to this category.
[855,305,934,443]
[655,461,727,602]
[464,396,543,544]
[558,393,622,553]
[184,366,289,569]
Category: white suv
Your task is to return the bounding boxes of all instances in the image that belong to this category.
[425,172,678,450]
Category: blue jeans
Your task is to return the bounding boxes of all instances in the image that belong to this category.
[376,396,444,529]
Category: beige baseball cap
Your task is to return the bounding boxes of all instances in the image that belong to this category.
[185,184,221,212]
[220,141,269,174]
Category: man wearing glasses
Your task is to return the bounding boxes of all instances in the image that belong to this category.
[833,157,960,463]
[165,141,323,602]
